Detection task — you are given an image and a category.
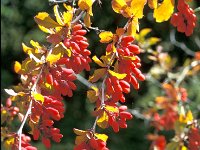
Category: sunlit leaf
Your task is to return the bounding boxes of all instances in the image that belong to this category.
[130,0,147,19]
[179,110,193,124]
[30,40,42,51]
[63,11,73,27]
[127,18,139,37]
[97,111,109,128]
[34,12,61,29]
[122,56,136,61]
[94,133,108,142]
[99,31,114,43]
[32,93,44,103]
[78,0,93,11]
[47,34,62,44]
[105,105,119,113]
[75,135,88,145]
[38,25,53,34]
[73,128,87,136]
[89,68,107,82]
[4,89,18,96]
[22,43,34,55]
[153,0,174,22]
[140,28,152,38]
[148,0,158,9]
[92,56,106,67]
[108,70,127,79]
[87,90,98,103]
[46,44,65,66]
[53,5,64,26]
[14,61,22,74]
[111,0,127,13]
[84,12,91,27]
[166,142,179,150]
[146,37,161,45]
[63,4,72,11]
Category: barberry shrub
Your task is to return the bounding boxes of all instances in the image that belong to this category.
[1,0,200,150]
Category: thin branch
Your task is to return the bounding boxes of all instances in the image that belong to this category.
[175,60,200,88]
[194,7,200,13]
[71,11,85,24]
[170,29,195,56]
[74,73,97,89]
[17,64,45,150]
[91,116,99,132]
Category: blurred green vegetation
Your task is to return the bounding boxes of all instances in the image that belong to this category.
[1,0,200,149]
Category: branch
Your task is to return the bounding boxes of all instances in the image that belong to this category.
[17,64,45,150]
[170,29,195,56]
[71,11,85,24]
[74,73,97,89]
[194,7,200,13]
[175,60,200,88]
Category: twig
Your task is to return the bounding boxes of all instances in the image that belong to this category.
[71,11,85,24]
[78,20,104,34]
[74,73,97,89]
[194,7,200,13]
[91,116,99,132]
[175,60,200,88]
[170,29,195,56]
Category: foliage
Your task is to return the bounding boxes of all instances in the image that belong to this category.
[1,0,200,150]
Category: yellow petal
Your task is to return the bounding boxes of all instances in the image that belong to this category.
[99,31,114,43]
[108,70,127,79]
[89,68,107,82]
[130,0,147,19]
[54,5,64,26]
[14,61,22,74]
[92,56,106,67]
[94,133,108,142]
[153,0,174,22]
[34,12,61,29]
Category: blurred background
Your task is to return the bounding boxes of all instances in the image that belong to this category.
[1,0,200,149]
